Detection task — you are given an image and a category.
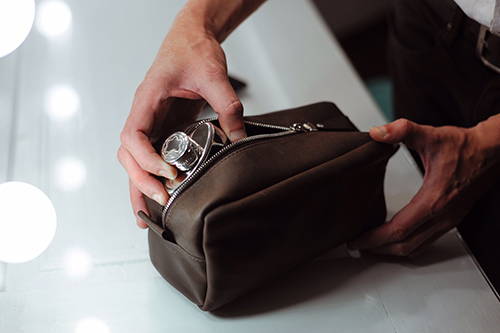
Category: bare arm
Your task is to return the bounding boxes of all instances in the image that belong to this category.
[173,0,266,43]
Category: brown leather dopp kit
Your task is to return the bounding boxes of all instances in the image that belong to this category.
[138,102,398,311]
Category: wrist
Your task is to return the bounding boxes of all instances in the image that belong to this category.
[469,114,500,163]
[177,0,263,42]
[171,2,216,40]
[174,0,231,42]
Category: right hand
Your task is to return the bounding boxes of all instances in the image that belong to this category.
[118,21,246,228]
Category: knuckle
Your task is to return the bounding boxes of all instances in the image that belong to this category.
[391,227,409,242]
[398,118,412,134]
[133,87,144,102]
[116,146,125,163]
[204,61,226,79]
[134,82,149,98]
[428,131,443,146]
[133,81,165,106]
[223,100,243,116]
[120,129,132,146]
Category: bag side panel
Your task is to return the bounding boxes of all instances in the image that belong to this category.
[165,132,373,258]
[148,230,207,306]
[201,141,396,311]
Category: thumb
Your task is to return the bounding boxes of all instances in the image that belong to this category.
[200,76,246,142]
[369,118,430,150]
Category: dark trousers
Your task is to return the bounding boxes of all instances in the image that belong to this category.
[390,0,500,292]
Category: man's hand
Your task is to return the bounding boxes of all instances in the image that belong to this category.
[348,118,500,256]
[117,2,252,228]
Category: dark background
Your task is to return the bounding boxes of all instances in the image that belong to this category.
[312,0,393,119]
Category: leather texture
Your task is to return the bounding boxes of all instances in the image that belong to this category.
[141,102,398,311]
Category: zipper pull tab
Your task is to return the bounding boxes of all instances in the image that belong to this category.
[290,122,321,132]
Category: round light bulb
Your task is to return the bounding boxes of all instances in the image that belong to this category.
[75,318,110,333]
[0,0,35,58]
[0,182,57,263]
[46,85,80,121]
[36,0,72,38]
[54,157,87,191]
[64,248,92,278]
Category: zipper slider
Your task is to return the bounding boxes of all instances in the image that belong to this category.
[290,122,321,132]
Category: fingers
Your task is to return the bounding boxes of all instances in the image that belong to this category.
[370,119,432,150]
[348,185,436,250]
[122,83,178,180]
[129,181,148,229]
[118,146,169,206]
[368,217,454,257]
[120,129,177,180]
[200,76,246,142]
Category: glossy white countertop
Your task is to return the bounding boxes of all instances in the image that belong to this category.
[0,0,499,332]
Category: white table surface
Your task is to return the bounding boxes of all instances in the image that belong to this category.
[1,0,499,332]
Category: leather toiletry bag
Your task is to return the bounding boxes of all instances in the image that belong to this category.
[138,101,398,311]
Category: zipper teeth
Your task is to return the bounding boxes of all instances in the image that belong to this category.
[243,120,291,131]
[161,119,295,223]
[188,117,291,132]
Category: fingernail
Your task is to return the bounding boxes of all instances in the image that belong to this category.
[229,129,246,142]
[160,166,177,180]
[374,126,389,138]
[152,193,167,206]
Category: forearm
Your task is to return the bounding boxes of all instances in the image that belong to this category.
[174,0,266,42]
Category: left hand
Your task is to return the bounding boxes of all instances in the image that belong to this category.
[348,118,500,257]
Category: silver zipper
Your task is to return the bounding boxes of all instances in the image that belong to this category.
[186,116,293,133]
[161,119,318,223]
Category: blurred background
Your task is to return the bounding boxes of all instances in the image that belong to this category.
[2,1,500,332]
[0,0,396,270]
[313,0,393,120]
[0,0,397,291]
[0,0,394,302]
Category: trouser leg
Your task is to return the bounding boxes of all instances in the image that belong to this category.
[389,0,500,291]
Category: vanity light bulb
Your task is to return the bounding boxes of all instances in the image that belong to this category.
[75,318,110,333]
[36,0,72,38]
[0,0,35,57]
[0,182,57,263]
